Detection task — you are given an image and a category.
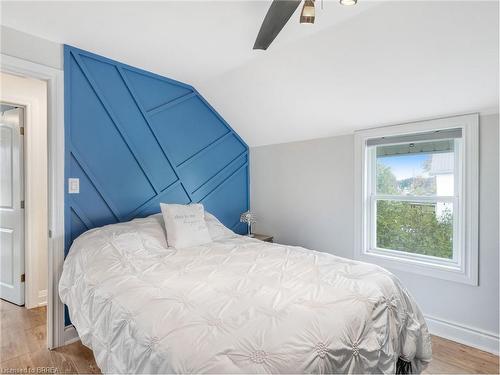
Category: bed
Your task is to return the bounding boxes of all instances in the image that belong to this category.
[59,213,432,374]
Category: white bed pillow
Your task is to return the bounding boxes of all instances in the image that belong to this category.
[205,211,236,240]
[160,203,212,249]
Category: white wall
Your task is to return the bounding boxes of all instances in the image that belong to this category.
[250,113,499,353]
[1,72,49,308]
[250,134,355,259]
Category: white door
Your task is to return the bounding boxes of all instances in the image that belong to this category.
[0,105,24,305]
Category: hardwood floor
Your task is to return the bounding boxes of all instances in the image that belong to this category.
[1,299,498,374]
[425,336,499,374]
[0,299,98,374]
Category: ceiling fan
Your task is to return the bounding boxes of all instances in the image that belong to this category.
[253,0,357,50]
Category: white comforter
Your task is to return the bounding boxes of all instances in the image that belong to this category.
[59,215,432,374]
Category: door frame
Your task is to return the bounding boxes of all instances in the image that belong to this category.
[1,53,65,349]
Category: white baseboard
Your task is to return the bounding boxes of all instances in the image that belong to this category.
[38,289,47,307]
[425,314,499,355]
[64,324,79,345]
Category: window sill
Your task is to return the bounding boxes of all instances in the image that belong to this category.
[356,248,477,285]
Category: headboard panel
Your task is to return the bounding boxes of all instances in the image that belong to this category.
[64,45,249,254]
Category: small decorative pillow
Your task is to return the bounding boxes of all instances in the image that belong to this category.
[160,203,212,249]
[205,211,236,240]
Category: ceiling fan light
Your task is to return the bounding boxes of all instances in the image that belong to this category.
[340,0,357,5]
[300,0,315,24]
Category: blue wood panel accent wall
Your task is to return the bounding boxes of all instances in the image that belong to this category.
[64,45,249,256]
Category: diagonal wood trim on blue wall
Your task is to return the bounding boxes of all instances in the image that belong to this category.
[64,45,250,258]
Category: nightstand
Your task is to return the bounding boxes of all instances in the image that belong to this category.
[252,234,274,243]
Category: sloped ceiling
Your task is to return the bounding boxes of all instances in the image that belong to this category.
[1,1,498,146]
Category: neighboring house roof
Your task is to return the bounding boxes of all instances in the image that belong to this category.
[429,153,454,175]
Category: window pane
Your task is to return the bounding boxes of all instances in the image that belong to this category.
[376,200,453,259]
[375,140,455,196]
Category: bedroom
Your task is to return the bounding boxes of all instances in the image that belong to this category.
[0,1,498,374]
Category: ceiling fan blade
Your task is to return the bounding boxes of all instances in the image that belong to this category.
[253,0,302,50]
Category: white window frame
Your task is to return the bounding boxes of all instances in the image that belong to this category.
[354,114,479,285]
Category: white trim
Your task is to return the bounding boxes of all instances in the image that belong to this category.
[38,289,47,307]
[426,315,500,355]
[0,53,65,349]
[64,324,80,345]
[354,113,479,285]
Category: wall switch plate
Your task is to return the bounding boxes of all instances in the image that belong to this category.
[68,178,80,194]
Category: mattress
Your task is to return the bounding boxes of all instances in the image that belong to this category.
[59,214,432,373]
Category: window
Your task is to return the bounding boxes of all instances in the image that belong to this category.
[354,114,478,285]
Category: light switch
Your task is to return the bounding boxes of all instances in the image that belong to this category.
[68,178,80,194]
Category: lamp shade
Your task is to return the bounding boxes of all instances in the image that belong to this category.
[300,0,315,24]
[240,211,257,224]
